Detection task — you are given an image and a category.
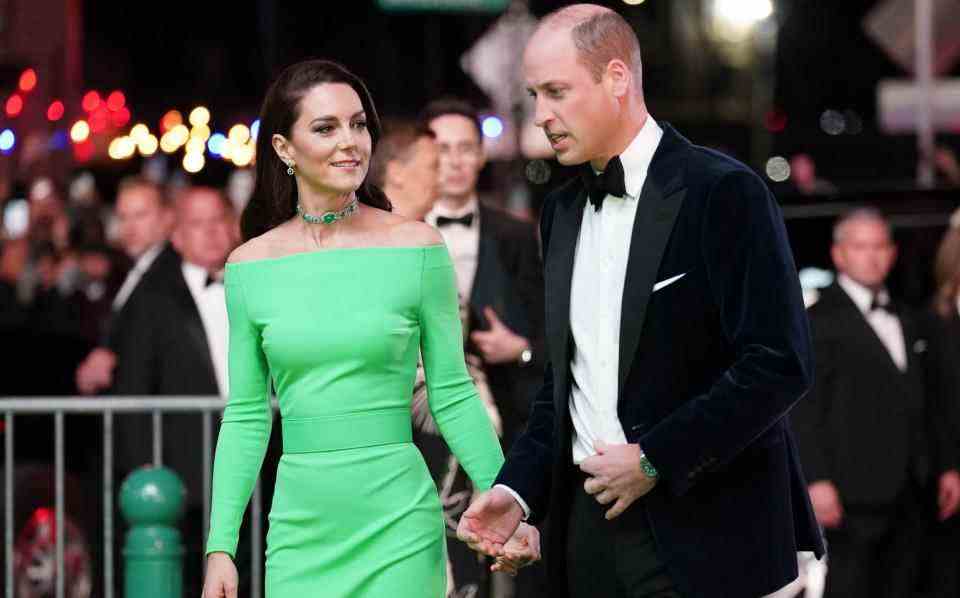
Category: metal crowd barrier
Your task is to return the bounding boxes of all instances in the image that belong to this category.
[0,396,275,598]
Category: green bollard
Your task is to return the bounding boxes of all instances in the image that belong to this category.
[119,466,186,598]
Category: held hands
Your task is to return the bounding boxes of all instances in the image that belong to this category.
[456,486,524,557]
[808,480,844,528]
[470,307,530,365]
[580,441,657,520]
[491,523,541,575]
[202,552,239,598]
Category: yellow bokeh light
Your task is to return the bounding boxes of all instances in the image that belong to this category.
[130,123,150,141]
[183,152,205,173]
[228,124,250,145]
[186,138,206,155]
[189,106,210,127]
[160,132,179,154]
[70,121,90,143]
[169,124,190,147]
[108,136,136,160]
[232,143,255,167]
[138,134,159,156]
[190,124,211,141]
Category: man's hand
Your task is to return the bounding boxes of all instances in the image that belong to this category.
[456,486,524,557]
[808,480,843,528]
[939,470,960,521]
[470,307,530,365]
[491,522,541,575]
[580,440,657,520]
[75,347,117,395]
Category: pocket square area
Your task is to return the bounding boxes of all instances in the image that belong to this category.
[653,272,687,292]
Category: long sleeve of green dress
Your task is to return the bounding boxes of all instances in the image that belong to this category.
[418,245,504,490]
[205,266,272,558]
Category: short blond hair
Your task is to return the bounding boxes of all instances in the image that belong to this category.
[540,4,643,88]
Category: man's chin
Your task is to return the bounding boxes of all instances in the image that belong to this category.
[555,151,585,166]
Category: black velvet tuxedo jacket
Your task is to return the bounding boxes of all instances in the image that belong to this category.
[495,124,825,598]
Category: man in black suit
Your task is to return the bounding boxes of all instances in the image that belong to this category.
[111,186,239,590]
[75,176,179,395]
[793,208,960,598]
[422,98,545,451]
[457,5,824,597]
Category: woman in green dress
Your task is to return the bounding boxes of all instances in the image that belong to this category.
[200,59,537,598]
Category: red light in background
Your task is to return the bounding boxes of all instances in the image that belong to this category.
[5,95,23,117]
[19,69,37,93]
[47,100,65,122]
[90,110,109,133]
[107,91,125,112]
[82,91,101,113]
[110,107,131,128]
[73,140,94,162]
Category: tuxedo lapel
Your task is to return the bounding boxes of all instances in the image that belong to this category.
[618,125,688,397]
[171,270,217,386]
[829,285,910,382]
[545,187,588,398]
[470,205,506,321]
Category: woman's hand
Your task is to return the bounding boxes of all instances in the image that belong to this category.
[491,522,541,575]
[201,552,239,598]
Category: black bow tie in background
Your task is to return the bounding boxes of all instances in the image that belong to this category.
[581,155,627,211]
[205,271,224,288]
[436,213,475,228]
[870,294,896,314]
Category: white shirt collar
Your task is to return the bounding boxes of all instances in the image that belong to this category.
[592,117,663,200]
[182,260,212,292]
[838,273,888,315]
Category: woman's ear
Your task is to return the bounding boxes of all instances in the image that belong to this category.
[272,133,294,167]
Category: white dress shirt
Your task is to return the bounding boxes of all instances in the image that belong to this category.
[496,118,663,518]
[112,242,164,310]
[837,274,907,371]
[569,118,663,464]
[426,197,480,301]
[181,262,229,396]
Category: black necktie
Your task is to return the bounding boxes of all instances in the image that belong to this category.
[582,155,627,212]
[436,213,474,228]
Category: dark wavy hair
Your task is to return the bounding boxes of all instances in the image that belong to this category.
[242,59,391,241]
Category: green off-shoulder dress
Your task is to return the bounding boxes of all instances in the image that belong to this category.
[205,245,504,597]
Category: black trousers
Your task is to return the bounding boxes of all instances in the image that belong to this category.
[566,468,680,598]
[823,483,929,598]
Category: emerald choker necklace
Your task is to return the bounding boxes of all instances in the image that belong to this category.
[297,197,359,225]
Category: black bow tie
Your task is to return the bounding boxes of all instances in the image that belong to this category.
[870,294,896,314]
[205,272,224,288]
[436,213,475,228]
[582,156,627,211]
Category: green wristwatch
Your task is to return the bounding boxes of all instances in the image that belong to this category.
[639,451,659,479]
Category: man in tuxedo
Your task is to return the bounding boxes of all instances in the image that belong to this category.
[368,120,439,221]
[793,208,960,598]
[74,176,178,394]
[422,98,545,451]
[111,186,239,590]
[457,5,824,597]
